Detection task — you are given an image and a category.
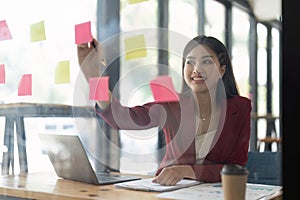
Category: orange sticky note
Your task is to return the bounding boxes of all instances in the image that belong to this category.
[124,34,147,60]
[0,20,12,41]
[0,64,5,84]
[30,20,46,42]
[55,60,70,84]
[150,76,179,102]
[89,76,109,101]
[18,74,32,96]
[75,21,93,44]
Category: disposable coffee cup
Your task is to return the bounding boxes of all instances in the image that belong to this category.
[221,164,249,200]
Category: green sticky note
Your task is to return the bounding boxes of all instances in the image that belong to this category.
[30,20,46,42]
[55,60,70,84]
[124,34,147,60]
[128,0,148,4]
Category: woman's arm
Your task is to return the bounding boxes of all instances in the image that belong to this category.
[77,38,113,109]
[95,96,167,130]
[77,38,104,80]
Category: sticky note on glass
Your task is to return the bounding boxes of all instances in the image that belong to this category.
[30,20,46,42]
[18,74,32,96]
[150,76,179,102]
[0,20,12,41]
[0,64,5,84]
[124,34,147,60]
[89,76,109,101]
[75,21,93,44]
[128,0,148,4]
[55,60,70,84]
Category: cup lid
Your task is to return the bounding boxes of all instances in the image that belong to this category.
[221,164,249,175]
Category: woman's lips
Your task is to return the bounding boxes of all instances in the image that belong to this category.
[192,77,206,81]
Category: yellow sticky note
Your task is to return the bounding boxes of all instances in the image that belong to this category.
[124,34,147,60]
[30,20,46,42]
[55,60,70,84]
[128,0,148,4]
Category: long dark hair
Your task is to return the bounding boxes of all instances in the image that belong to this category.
[181,35,239,99]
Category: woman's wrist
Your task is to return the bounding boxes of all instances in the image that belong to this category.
[181,165,196,179]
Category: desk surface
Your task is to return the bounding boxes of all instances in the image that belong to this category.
[0,172,283,200]
[0,171,167,200]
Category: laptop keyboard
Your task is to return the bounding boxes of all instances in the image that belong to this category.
[98,176,118,182]
[96,173,116,180]
[96,173,136,182]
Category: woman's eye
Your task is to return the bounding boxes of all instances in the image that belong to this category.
[186,60,195,65]
[203,59,213,64]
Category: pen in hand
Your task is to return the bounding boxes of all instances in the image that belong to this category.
[91,40,97,51]
[91,39,106,66]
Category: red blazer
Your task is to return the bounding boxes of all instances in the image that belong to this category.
[95,94,252,182]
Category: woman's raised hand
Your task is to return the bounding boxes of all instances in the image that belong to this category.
[77,38,106,81]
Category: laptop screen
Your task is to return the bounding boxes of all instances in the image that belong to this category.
[38,133,101,185]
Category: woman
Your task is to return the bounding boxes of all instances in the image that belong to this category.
[77,35,252,185]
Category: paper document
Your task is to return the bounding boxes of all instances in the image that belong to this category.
[114,178,201,192]
[156,182,282,200]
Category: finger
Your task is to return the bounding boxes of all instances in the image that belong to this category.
[155,172,172,185]
[152,178,158,183]
[90,41,97,49]
[160,176,175,186]
[92,38,99,46]
[167,177,180,186]
[77,43,89,48]
[101,58,107,66]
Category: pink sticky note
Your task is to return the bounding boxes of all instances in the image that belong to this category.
[0,20,12,41]
[18,74,32,96]
[150,76,179,102]
[0,64,5,84]
[89,76,109,101]
[75,21,93,44]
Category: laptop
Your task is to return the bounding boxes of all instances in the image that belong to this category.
[38,133,141,185]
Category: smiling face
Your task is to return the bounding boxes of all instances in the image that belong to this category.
[183,44,226,95]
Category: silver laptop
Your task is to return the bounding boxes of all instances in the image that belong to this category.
[38,133,141,185]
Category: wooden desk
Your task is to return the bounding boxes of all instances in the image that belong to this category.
[0,171,283,200]
[0,103,96,175]
[0,172,166,200]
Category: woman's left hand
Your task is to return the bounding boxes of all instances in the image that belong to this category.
[152,165,195,186]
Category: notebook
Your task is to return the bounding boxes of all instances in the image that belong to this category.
[114,178,201,192]
[38,133,141,185]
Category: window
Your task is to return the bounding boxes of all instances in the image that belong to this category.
[271,28,280,117]
[256,23,268,139]
[204,0,225,43]
[120,0,158,106]
[119,0,159,174]
[169,0,197,92]
[271,28,281,141]
[232,6,250,98]
[0,0,97,105]
[0,0,97,174]
[257,23,268,116]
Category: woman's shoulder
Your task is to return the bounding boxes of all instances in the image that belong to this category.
[227,95,252,111]
[229,95,251,104]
